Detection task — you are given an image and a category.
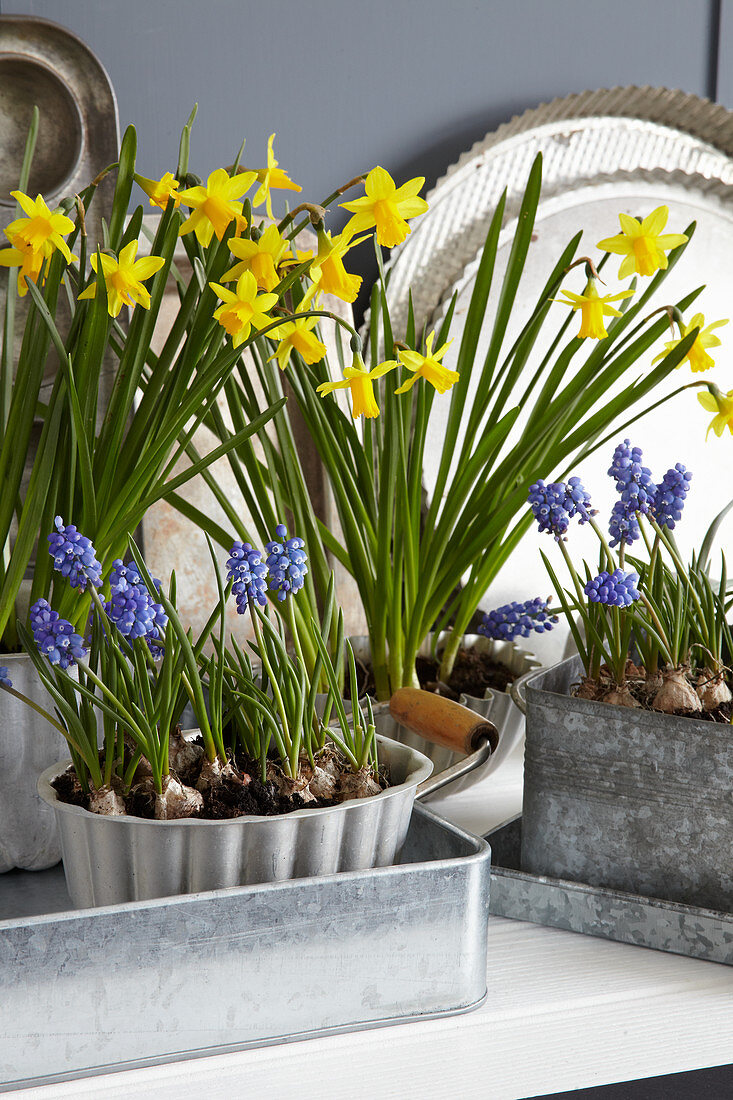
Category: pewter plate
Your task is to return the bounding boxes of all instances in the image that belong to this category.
[378,88,733,667]
[0,15,119,207]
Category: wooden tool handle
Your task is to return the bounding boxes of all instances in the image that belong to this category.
[389,688,498,756]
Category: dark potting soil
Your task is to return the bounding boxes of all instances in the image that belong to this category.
[416,648,516,700]
[359,647,515,701]
[51,770,87,808]
[50,745,384,820]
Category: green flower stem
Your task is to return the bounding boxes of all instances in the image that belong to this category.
[588,518,616,572]
[249,599,293,770]
[74,662,149,752]
[637,593,674,665]
[436,629,461,688]
[370,633,391,701]
[648,516,707,627]
[0,684,66,735]
[284,596,307,672]
[557,538,591,606]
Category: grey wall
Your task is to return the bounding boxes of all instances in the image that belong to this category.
[2,0,728,317]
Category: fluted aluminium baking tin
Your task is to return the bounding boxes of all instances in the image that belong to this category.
[38,733,435,908]
[488,815,733,966]
[0,802,491,1090]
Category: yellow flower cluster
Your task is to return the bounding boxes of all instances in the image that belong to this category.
[317,331,456,419]
[0,192,77,295]
[4,152,730,437]
[0,139,521,423]
[551,204,730,439]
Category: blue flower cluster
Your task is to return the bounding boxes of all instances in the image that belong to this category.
[105,560,167,641]
[227,525,309,613]
[30,598,88,669]
[609,499,641,548]
[607,441,656,547]
[47,517,103,591]
[478,597,558,642]
[0,666,11,688]
[265,524,308,601]
[584,569,640,608]
[607,442,692,546]
[651,464,693,531]
[226,542,269,614]
[528,478,595,540]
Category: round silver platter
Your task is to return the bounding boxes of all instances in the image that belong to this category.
[379,87,733,665]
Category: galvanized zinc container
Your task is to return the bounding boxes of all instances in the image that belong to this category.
[520,655,733,912]
[0,802,491,1088]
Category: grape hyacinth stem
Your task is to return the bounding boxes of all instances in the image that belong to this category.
[249,598,293,773]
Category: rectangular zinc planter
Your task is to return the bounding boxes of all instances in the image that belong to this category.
[0,803,490,1090]
[521,655,733,912]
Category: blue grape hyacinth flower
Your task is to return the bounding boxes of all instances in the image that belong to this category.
[30,599,88,669]
[106,559,168,641]
[0,667,11,688]
[652,464,693,530]
[478,597,558,642]
[47,517,103,591]
[226,542,269,613]
[584,569,640,608]
[608,440,656,514]
[265,523,308,601]
[609,499,641,548]
[528,478,595,540]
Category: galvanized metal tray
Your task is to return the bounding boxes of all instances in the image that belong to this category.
[487,816,733,966]
[0,803,490,1091]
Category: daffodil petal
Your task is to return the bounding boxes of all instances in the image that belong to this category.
[617,212,643,238]
[364,166,396,200]
[640,205,669,236]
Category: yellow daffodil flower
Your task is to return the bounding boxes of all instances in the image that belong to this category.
[209,270,278,347]
[223,224,293,291]
[698,387,733,438]
[0,237,47,297]
[268,316,327,371]
[597,206,688,279]
[554,280,634,340]
[135,171,181,210]
[178,168,257,247]
[0,191,76,295]
[317,356,396,419]
[652,312,729,373]
[248,134,302,220]
[393,332,457,394]
[301,229,366,305]
[77,241,165,317]
[340,166,429,249]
